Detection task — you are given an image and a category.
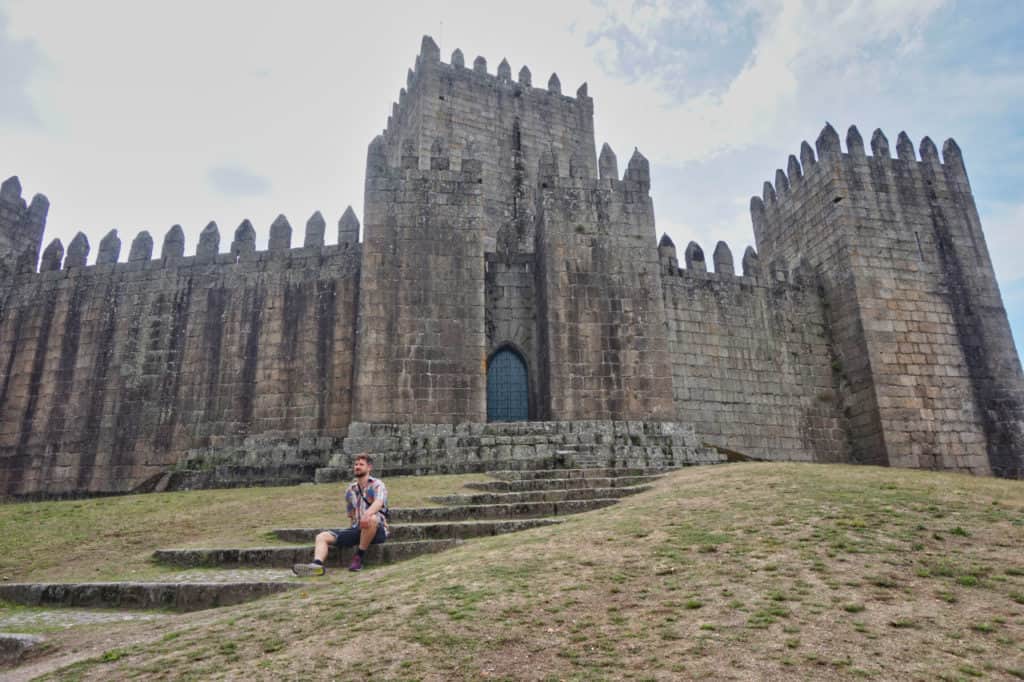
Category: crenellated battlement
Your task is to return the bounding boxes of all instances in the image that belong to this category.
[534,142,648,192]
[377,35,596,254]
[380,35,591,166]
[656,232,818,293]
[749,123,969,263]
[0,195,363,282]
[0,176,50,278]
[366,132,485,183]
[413,35,589,104]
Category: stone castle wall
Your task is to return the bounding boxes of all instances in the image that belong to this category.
[659,245,849,462]
[2,37,1022,496]
[0,202,360,496]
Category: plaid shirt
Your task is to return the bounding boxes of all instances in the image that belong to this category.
[345,477,389,536]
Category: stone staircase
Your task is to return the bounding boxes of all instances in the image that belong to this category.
[0,467,679,623]
[130,420,722,494]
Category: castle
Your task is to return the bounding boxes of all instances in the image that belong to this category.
[1,36,1021,497]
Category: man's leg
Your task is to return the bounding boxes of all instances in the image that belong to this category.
[349,519,382,572]
[314,531,337,563]
[358,519,379,551]
[293,530,337,576]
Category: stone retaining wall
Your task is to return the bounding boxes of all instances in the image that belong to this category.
[316,420,723,480]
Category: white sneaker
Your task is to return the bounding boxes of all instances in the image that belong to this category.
[292,562,325,577]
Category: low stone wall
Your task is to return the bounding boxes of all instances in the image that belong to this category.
[151,433,342,491]
[316,420,723,481]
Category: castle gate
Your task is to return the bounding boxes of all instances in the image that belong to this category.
[487,348,529,422]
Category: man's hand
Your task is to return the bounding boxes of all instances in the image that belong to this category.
[359,515,374,529]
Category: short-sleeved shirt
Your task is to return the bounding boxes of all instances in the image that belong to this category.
[345,477,389,536]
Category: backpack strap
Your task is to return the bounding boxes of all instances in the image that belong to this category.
[355,481,389,519]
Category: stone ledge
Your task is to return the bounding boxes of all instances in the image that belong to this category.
[426,484,653,506]
[273,518,561,543]
[387,498,621,523]
[151,539,457,569]
[0,633,46,666]
[0,582,298,612]
[464,474,665,491]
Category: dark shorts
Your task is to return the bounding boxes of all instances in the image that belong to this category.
[328,525,387,547]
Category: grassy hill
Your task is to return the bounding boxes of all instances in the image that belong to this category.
[5,463,1024,680]
[0,473,490,582]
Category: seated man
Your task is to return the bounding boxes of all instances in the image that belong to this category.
[293,453,389,575]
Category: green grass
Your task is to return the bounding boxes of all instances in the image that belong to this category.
[6,462,1023,681]
[0,473,488,581]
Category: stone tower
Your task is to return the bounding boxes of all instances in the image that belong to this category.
[751,124,1024,477]
[352,36,673,424]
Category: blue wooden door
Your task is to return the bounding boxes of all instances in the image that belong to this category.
[487,349,529,422]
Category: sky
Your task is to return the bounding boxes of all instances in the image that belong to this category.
[1,0,1022,357]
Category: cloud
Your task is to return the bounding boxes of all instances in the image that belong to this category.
[578,0,953,164]
[207,165,272,197]
[584,0,760,99]
[979,200,1024,284]
[999,277,1024,361]
[0,9,46,129]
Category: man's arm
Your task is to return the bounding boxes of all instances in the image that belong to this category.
[345,488,356,524]
[359,495,384,528]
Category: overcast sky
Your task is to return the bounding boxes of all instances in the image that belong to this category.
[2,0,1022,356]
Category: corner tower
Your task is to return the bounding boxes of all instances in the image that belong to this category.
[752,124,1024,477]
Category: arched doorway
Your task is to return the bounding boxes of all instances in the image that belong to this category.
[487,347,529,422]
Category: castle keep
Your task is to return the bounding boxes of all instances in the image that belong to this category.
[1,36,1022,497]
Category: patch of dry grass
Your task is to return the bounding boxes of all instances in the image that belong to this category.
[19,463,1024,680]
[0,474,487,582]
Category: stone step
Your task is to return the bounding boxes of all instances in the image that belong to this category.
[464,474,664,492]
[0,633,45,666]
[152,538,456,569]
[427,484,652,506]
[389,498,619,523]
[0,581,297,613]
[314,457,566,483]
[272,518,561,544]
[487,467,676,481]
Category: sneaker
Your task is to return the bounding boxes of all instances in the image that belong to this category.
[292,562,325,577]
[348,554,363,572]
